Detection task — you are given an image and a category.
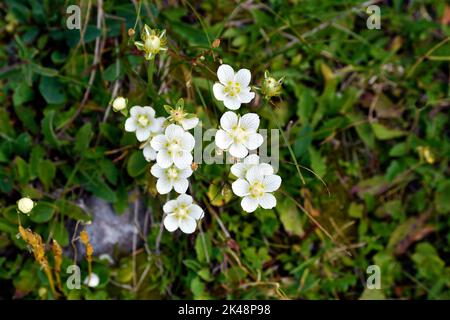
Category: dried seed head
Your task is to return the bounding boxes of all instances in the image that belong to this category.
[212,38,220,48]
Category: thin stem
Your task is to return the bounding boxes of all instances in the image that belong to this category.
[264,101,305,184]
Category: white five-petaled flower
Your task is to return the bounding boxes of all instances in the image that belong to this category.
[213,64,255,110]
[215,111,263,159]
[232,165,281,213]
[163,194,204,234]
[125,106,165,142]
[151,124,195,169]
[151,163,193,194]
[231,154,274,179]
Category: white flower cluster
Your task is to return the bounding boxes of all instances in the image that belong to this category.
[213,65,282,213]
[124,103,204,234]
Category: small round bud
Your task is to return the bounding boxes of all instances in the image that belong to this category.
[112,96,127,112]
[17,197,34,214]
[128,28,135,37]
[145,35,161,52]
[84,273,100,288]
[191,162,199,171]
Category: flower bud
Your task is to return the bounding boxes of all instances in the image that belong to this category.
[17,197,34,214]
[112,96,127,112]
[261,72,284,99]
[128,28,135,37]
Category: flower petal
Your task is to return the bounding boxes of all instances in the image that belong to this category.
[136,127,151,141]
[143,145,157,161]
[244,154,260,165]
[150,134,167,151]
[165,124,184,140]
[179,167,193,179]
[188,204,204,220]
[258,163,274,176]
[220,111,238,131]
[150,163,165,178]
[125,118,137,132]
[223,95,241,110]
[156,177,173,194]
[130,106,142,117]
[230,163,247,178]
[173,178,189,194]
[213,83,226,101]
[258,193,276,209]
[243,132,263,150]
[246,166,264,183]
[180,131,195,151]
[163,200,177,213]
[173,151,193,169]
[163,214,179,232]
[177,194,193,206]
[238,89,255,103]
[156,150,173,168]
[234,68,251,87]
[232,179,250,197]
[241,196,259,213]
[239,113,260,132]
[180,117,199,130]
[179,216,197,234]
[263,174,282,192]
[229,143,248,158]
[217,64,235,84]
[215,130,233,150]
[142,106,155,118]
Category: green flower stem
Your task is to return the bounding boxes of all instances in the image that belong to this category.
[147,58,155,96]
[265,101,305,185]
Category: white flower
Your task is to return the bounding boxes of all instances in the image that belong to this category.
[125,106,165,142]
[151,163,193,194]
[112,96,127,112]
[215,111,263,158]
[84,273,100,288]
[213,64,255,110]
[134,25,167,60]
[151,124,195,169]
[232,165,281,213]
[230,154,274,179]
[17,197,34,214]
[163,194,204,234]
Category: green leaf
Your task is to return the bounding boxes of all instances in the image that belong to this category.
[348,202,363,219]
[74,123,93,154]
[56,199,92,222]
[30,201,55,223]
[276,197,304,237]
[371,123,406,140]
[39,76,66,104]
[127,151,148,178]
[41,110,60,148]
[195,232,212,263]
[37,159,56,190]
[309,147,326,178]
[13,83,34,106]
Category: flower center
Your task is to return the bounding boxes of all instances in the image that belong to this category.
[224,81,241,97]
[230,125,248,144]
[166,167,179,179]
[137,115,149,127]
[174,204,189,219]
[249,181,265,199]
[145,35,161,52]
[166,138,182,155]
